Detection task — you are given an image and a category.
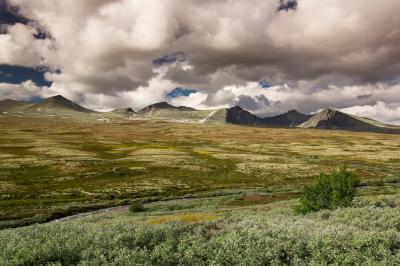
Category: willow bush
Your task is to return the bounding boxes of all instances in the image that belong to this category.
[297,167,360,214]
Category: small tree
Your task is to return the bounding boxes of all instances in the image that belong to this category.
[129,200,144,213]
[297,167,360,214]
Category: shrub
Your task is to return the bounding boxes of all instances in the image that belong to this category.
[297,167,360,214]
[129,200,144,213]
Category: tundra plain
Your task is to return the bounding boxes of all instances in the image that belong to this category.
[0,114,399,226]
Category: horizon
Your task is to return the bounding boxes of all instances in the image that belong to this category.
[1,1,400,124]
[3,93,398,126]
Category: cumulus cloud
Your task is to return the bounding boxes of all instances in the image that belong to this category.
[169,92,209,110]
[0,23,47,66]
[0,0,400,123]
[341,102,400,125]
[0,80,51,101]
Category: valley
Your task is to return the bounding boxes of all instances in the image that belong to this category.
[0,104,399,227]
[0,96,399,264]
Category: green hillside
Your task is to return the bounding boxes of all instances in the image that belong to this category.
[0,99,30,113]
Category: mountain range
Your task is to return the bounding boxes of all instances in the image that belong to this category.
[1,95,399,134]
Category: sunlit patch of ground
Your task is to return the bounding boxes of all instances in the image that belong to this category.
[147,212,219,224]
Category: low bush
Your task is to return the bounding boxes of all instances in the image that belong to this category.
[297,167,360,214]
[129,200,144,213]
[1,201,399,265]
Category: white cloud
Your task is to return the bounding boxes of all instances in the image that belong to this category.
[169,92,209,109]
[341,102,400,125]
[0,23,46,66]
[0,80,50,100]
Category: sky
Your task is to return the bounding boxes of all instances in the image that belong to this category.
[1,0,400,124]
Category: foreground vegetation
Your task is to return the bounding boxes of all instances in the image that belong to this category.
[297,167,360,213]
[1,194,399,265]
[1,115,400,226]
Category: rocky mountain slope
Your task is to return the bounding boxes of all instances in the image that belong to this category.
[298,108,400,133]
[263,110,312,127]
[225,106,265,125]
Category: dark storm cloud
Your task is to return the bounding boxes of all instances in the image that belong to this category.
[1,0,400,123]
[0,1,49,39]
[233,95,271,111]
[357,94,373,100]
[277,0,298,12]
[0,0,28,25]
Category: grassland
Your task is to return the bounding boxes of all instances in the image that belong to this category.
[1,113,399,264]
[0,114,400,227]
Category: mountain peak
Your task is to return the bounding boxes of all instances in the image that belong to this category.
[49,95,65,100]
[322,107,336,112]
[147,102,175,109]
[319,107,337,119]
[286,109,300,114]
[226,106,264,125]
[297,107,399,133]
[44,95,72,104]
[36,95,93,113]
[139,102,196,113]
[262,109,311,127]
[228,106,245,111]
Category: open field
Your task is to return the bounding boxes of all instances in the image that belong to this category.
[1,115,400,227]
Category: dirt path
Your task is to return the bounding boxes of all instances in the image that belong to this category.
[51,196,221,223]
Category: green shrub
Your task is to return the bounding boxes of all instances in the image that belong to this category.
[297,167,360,214]
[129,200,144,213]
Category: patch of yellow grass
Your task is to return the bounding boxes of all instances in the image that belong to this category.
[147,212,219,224]
[0,181,17,193]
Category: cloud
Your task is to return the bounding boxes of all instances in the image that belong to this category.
[234,95,271,112]
[0,0,399,123]
[0,1,29,25]
[0,80,50,101]
[169,92,208,109]
[0,23,47,66]
[341,102,400,125]
[277,0,298,12]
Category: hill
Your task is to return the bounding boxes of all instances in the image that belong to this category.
[0,99,30,112]
[111,107,136,117]
[226,106,265,125]
[298,108,400,133]
[137,102,226,123]
[262,110,312,127]
[226,107,311,127]
[27,95,94,113]
[138,102,196,114]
